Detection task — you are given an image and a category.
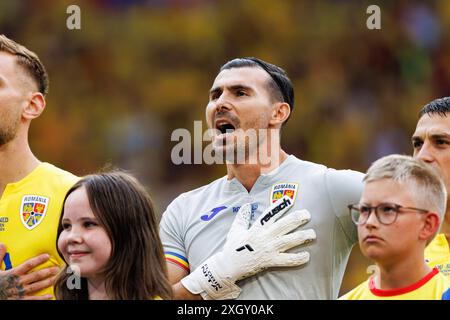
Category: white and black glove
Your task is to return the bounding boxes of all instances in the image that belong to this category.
[181,196,316,300]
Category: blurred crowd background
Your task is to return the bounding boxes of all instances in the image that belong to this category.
[2,0,450,296]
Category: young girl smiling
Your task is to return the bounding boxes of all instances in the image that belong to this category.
[55,171,172,300]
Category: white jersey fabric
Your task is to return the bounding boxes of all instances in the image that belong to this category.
[160,155,364,299]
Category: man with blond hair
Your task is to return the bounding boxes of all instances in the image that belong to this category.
[0,34,78,299]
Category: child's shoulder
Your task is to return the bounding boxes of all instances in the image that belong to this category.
[338,278,371,300]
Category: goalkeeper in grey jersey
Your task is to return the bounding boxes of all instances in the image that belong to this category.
[160,57,364,300]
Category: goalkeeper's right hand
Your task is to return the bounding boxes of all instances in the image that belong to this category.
[181,196,316,300]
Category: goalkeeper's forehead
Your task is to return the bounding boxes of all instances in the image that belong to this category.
[211,67,273,94]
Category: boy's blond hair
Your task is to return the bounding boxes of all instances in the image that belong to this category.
[365,154,447,241]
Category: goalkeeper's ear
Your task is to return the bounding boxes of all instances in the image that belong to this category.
[269,101,290,129]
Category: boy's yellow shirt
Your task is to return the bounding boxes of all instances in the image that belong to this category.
[0,162,78,297]
[340,267,450,300]
[425,234,450,280]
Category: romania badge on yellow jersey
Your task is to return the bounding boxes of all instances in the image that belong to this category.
[270,183,299,204]
[20,195,49,230]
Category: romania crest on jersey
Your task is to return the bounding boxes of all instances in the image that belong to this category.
[270,183,299,204]
[20,195,49,230]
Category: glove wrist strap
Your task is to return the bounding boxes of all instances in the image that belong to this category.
[181,260,242,300]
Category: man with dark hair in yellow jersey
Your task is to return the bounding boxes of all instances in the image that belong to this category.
[412,97,450,279]
[0,35,78,299]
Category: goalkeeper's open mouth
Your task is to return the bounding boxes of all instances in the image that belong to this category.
[214,118,238,143]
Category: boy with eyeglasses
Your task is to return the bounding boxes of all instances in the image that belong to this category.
[340,154,450,300]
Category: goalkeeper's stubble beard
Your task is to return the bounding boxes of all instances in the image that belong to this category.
[212,127,281,170]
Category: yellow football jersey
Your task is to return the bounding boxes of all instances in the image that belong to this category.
[0,162,78,297]
[339,267,450,300]
[425,234,450,280]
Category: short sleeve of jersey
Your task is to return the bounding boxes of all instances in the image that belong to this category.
[325,168,364,244]
[159,194,190,273]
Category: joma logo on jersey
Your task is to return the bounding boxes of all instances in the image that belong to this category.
[20,195,49,230]
[201,206,227,221]
[270,183,298,203]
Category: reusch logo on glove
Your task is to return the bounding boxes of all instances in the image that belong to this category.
[260,197,292,225]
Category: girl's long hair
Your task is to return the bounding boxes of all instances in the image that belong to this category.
[54,171,172,300]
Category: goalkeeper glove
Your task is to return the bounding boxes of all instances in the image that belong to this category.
[181,196,316,299]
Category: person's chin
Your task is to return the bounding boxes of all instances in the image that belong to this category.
[361,245,385,261]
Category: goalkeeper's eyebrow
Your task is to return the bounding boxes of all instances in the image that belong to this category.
[209,85,254,100]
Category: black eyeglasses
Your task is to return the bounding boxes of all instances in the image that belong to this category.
[348,203,429,225]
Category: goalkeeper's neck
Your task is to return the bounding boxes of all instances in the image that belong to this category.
[226,148,289,192]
